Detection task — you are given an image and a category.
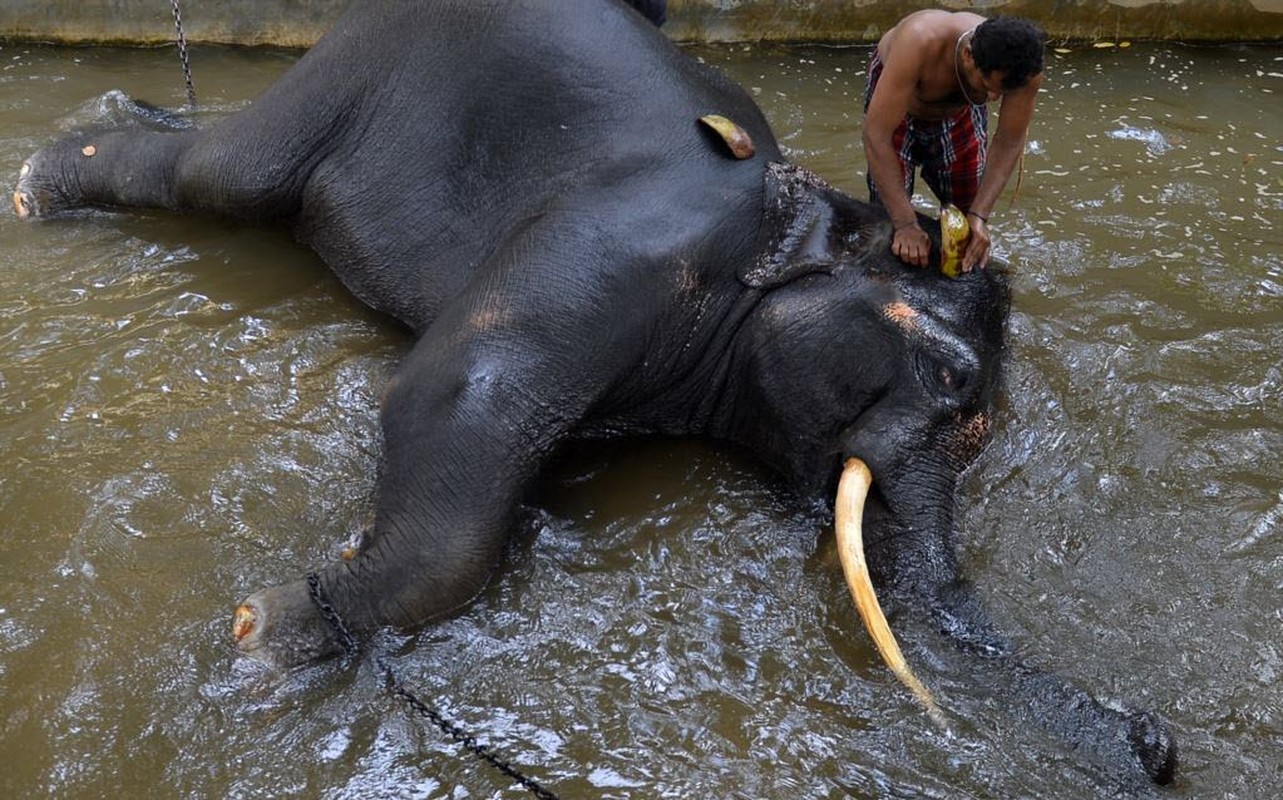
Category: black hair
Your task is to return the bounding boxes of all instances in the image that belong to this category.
[625,0,666,27]
[971,17,1046,90]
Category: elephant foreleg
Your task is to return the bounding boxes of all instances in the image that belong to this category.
[232,236,643,668]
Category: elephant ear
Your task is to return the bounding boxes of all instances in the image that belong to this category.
[741,161,854,289]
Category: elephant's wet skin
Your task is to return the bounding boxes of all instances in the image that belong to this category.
[12,0,1178,786]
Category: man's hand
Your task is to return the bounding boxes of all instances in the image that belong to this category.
[962,213,991,272]
[892,221,931,267]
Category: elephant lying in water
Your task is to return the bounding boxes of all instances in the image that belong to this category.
[12,0,1176,785]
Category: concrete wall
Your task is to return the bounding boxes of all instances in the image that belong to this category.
[1,0,1280,47]
[670,0,1283,43]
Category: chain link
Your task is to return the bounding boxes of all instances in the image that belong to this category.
[170,0,197,106]
[306,573,360,657]
[305,573,561,799]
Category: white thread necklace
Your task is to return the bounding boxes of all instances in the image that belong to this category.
[954,28,985,106]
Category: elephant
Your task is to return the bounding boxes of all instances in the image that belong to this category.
[11,0,1177,786]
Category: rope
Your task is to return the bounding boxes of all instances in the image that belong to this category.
[305,574,561,799]
[170,0,197,106]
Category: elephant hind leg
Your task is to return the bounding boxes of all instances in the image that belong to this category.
[12,126,260,220]
[14,103,329,222]
[13,132,172,218]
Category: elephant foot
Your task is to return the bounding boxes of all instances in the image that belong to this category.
[13,160,41,218]
[13,141,86,218]
[1126,708,1179,785]
[233,576,348,670]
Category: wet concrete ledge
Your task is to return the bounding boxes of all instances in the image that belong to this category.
[1,0,1280,47]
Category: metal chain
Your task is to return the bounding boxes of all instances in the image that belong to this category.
[170,0,197,106]
[306,573,360,657]
[382,674,562,800]
[305,573,561,799]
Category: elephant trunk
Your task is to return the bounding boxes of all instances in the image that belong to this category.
[833,458,1178,785]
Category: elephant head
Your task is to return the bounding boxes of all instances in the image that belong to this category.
[707,163,1176,784]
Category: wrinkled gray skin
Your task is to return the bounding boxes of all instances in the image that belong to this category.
[12,0,1176,785]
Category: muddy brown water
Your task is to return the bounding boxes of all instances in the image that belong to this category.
[0,40,1279,799]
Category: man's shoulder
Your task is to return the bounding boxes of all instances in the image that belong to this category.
[889,9,984,49]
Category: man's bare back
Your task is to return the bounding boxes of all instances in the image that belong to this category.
[877,10,989,121]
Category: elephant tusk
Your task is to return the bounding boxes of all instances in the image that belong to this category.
[836,457,945,727]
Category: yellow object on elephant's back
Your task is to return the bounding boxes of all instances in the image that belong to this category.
[939,204,970,279]
[698,114,754,160]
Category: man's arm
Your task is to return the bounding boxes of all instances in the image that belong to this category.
[962,72,1043,270]
[862,48,933,268]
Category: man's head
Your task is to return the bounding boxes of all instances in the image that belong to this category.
[971,17,1045,90]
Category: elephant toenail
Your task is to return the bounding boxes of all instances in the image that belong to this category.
[232,604,257,643]
[81,145,97,157]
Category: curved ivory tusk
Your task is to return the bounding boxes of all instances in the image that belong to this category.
[836,457,945,726]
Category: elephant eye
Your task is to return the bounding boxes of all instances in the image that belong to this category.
[937,364,968,394]
[914,351,974,403]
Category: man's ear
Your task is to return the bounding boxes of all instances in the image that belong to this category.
[742,162,886,289]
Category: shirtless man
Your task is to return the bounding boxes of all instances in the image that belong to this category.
[863,12,1045,272]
